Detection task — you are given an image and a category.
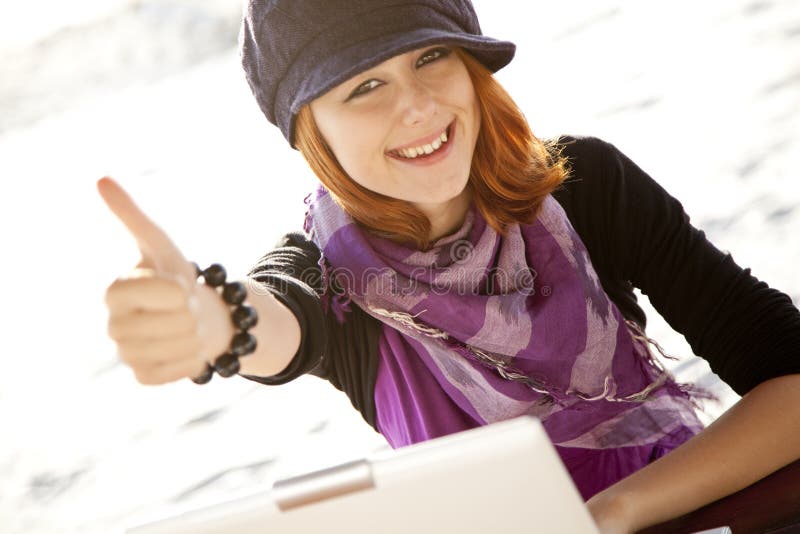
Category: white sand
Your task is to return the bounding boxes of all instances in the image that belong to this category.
[0,0,797,532]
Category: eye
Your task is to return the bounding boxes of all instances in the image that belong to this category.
[416,46,452,68]
[347,79,383,100]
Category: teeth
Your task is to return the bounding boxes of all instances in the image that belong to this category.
[395,126,450,159]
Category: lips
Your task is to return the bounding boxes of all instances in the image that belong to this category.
[387,121,455,161]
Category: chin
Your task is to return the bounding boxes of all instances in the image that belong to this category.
[410,180,470,206]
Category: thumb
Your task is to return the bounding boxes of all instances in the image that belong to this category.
[97,177,194,286]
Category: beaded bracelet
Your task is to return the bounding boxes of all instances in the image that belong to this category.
[190,263,258,384]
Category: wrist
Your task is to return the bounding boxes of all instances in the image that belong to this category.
[194,282,236,362]
[190,263,260,383]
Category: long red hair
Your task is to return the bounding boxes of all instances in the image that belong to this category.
[295,48,569,250]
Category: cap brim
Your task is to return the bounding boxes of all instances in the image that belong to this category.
[290,28,515,144]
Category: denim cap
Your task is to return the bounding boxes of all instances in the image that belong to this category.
[240,0,516,148]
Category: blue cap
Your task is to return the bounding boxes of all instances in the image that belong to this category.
[240,0,516,147]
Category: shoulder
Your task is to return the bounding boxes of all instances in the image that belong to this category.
[546,135,629,224]
[550,134,626,190]
[544,134,677,281]
[553,134,618,161]
[547,134,670,216]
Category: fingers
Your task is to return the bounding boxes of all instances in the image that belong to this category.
[117,334,201,366]
[97,177,192,283]
[133,357,209,386]
[106,274,210,385]
[105,272,190,313]
[99,177,213,386]
[108,309,197,341]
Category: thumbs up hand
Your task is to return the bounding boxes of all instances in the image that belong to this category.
[98,177,233,384]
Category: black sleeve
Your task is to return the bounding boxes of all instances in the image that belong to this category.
[240,232,328,385]
[554,135,800,395]
[240,232,381,429]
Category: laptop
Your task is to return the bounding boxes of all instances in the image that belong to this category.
[128,416,599,533]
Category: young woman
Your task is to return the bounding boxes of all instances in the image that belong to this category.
[99,1,800,532]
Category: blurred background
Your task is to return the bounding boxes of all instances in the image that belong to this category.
[0,0,797,532]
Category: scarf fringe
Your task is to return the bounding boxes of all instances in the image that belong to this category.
[367,306,688,407]
[313,248,353,324]
[624,319,718,410]
[370,308,449,339]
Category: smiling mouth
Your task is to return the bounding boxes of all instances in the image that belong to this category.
[388,122,454,160]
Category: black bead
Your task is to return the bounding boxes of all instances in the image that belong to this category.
[230,332,257,356]
[232,305,258,330]
[222,281,247,305]
[191,363,214,384]
[214,353,240,378]
[202,263,227,287]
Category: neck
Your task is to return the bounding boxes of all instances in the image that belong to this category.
[414,188,472,243]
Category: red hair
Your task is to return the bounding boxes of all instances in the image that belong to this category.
[295,48,569,250]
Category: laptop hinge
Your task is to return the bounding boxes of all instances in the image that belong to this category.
[272,459,374,511]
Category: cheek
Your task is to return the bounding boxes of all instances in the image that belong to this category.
[470,97,481,140]
[330,132,377,177]
[445,72,480,137]
[327,135,389,196]
[313,112,375,176]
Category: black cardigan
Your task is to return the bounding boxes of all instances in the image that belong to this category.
[244,136,800,430]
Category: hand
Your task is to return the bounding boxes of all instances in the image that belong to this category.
[98,177,232,384]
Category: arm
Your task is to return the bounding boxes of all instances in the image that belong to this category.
[241,232,383,429]
[555,136,800,393]
[100,177,305,385]
[589,373,800,532]
[237,232,330,383]
[555,137,800,531]
[99,178,378,427]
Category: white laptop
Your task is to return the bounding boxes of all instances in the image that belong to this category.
[128,416,599,533]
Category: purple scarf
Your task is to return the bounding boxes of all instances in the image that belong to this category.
[305,186,702,473]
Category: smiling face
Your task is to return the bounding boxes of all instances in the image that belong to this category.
[309,45,481,220]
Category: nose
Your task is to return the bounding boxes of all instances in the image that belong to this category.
[399,78,437,127]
